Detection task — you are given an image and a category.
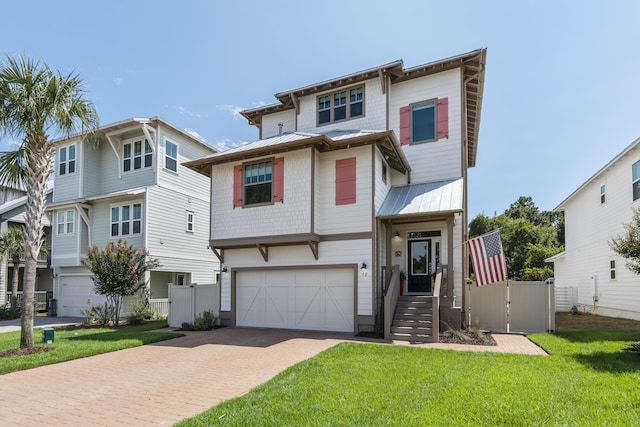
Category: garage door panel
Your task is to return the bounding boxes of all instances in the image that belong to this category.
[59,275,102,317]
[236,268,354,332]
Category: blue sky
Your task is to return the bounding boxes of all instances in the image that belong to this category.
[2,0,639,219]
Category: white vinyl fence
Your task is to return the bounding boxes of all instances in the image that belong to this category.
[555,286,579,312]
[466,280,555,333]
[168,284,219,328]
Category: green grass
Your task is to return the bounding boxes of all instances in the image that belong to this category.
[178,327,640,426]
[0,321,182,374]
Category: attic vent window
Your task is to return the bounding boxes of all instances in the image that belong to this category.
[317,85,364,125]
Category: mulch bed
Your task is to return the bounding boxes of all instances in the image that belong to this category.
[356,330,497,346]
[0,346,53,358]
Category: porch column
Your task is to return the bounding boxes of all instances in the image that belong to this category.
[447,215,454,299]
[384,220,392,291]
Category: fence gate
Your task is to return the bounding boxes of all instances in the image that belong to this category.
[168,284,220,328]
[466,281,555,333]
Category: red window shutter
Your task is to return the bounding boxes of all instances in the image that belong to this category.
[437,97,449,139]
[399,106,411,145]
[233,165,243,208]
[273,157,284,203]
[336,157,356,205]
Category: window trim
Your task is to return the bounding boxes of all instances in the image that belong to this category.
[122,138,153,173]
[381,161,388,185]
[316,84,365,126]
[164,139,179,173]
[600,184,606,204]
[110,201,143,238]
[56,209,75,236]
[409,98,438,145]
[633,160,640,201]
[610,259,616,280]
[58,143,77,176]
[185,210,194,233]
[242,158,275,208]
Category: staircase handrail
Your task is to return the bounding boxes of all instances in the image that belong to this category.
[384,264,400,340]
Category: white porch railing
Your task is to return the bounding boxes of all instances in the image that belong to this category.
[150,298,169,316]
[5,291,51,310]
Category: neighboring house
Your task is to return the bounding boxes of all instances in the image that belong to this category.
[48,117,218,317]
[185,49,486,336]
[548,137,640,321]
[0,185,53,307]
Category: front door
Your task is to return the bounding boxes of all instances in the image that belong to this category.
[408,239,432,293]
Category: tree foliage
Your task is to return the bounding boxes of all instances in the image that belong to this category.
[609,208,640,275]
[0,55,98,347]
[469,196,564,281]
[81,240,159,326]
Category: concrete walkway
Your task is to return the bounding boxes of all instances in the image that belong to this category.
[0,327,546,426]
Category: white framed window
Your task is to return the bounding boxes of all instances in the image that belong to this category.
[411,99,437,143]
[185,210,194,232]
[317,85,364,125]
[123,139,152,172]
[177,274,186,286]
[56,210,75,235]
[610,260,616,280]
[600,185,606,204]
[110,202,142,237]
[58,144,76,176]
[165,140,178,172]
[244,160,273,205]
[382,162,388,184]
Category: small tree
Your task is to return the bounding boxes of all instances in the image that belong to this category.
[0,227,26,309]
[609,208,640,274]
[81,239,159,325]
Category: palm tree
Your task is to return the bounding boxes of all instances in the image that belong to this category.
[0,226,27,309]
[0,55,98,348]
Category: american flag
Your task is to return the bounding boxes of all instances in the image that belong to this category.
[468,230,508,286]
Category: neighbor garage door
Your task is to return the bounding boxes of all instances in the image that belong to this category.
[59,275,104,317]
[236,268,354,332]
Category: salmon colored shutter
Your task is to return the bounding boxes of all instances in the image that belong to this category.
[336,157,356,205]
[399,106,411,145]
[273,157,284,203]
[437,97,449,139]
[233,165,243,208]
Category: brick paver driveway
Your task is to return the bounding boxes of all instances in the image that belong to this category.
[0,328,366,426]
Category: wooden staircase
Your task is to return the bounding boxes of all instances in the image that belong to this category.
[390,296,437,343]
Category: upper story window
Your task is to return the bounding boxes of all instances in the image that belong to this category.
[632,161,640,201]
[233,158,284,208]
[600,185,606,204]
[317,85,364,125]
[610,260,616,280]
[399,98,449,145]
[123,139,152,173]
[244,160,273,205]
[185,210,194,232]
[56,210,75,235]
[58,144,76,176]
[382,162,388,185]
[165,140,178,172]
[111,202,142,237]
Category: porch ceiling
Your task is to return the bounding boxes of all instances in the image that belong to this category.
[377,178,463,220]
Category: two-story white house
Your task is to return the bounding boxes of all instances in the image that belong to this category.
[49,117,218,317]
[549,137,640,321]
[186,49,486,338]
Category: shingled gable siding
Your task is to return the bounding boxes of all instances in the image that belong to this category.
[399,97,449,145]
[336,157,357,205]
[233,158,284,207]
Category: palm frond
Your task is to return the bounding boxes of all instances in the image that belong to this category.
[0,146,26,188]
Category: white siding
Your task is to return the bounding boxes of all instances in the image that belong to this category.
[296,78,386,133]
[317,146,372,234]
[221,239,373,316]
[82,140,102,197]
[53,139,82,203]
[373,148,391,212]
[555,144,640,320]
[211,149,313,239]
[389,68,463,183]
[261,110,296,138]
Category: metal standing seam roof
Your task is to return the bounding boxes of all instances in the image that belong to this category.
[377,178,463,218]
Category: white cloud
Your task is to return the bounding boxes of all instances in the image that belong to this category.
[213,138,247,152]
[112,77,123,86]
[184,128,206,142]
[219,101,267,120]
[175,105,207,119]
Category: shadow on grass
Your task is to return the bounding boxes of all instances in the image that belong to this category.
[554,330,640,344]
[573,351,640,373]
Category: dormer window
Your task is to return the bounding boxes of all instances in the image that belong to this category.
[317,85,364,125]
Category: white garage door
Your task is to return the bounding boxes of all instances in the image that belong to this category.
[236,268,354,332]
[59,275,105,317]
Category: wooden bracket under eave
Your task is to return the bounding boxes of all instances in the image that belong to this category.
[308,241,319,260]
[211,247,224,263]
[257,244,268,262]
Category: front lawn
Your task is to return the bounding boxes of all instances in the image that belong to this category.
[177,314,640,426]
[0,321,182,374]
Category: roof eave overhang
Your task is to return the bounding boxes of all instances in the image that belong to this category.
[184,130,411,177]
[377,208,463,222]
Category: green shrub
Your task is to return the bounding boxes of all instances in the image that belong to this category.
[192,310,218,331]
[0,303,19,320]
